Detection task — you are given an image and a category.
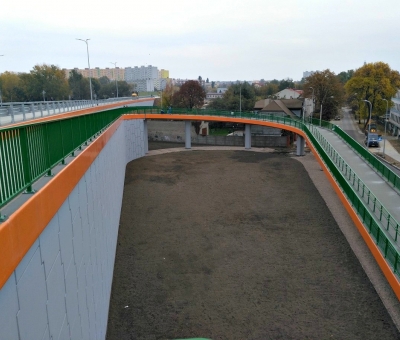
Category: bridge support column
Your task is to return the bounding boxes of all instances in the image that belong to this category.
[245,124,251,149]
[296,135,305,156]
[143,119,149,154]
[185,121,191,149]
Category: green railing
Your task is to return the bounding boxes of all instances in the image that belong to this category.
[331,125,400,192]
[1,106,400,278]
[305,124,400,276]
[0,109,122,219]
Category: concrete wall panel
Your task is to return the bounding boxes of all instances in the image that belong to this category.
[0,119,145,339]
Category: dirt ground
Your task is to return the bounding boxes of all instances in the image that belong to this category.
[106,142,400,340]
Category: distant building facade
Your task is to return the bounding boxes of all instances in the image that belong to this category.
[64,67,124,81]
[274,88,303,99]
[64,65,169,92]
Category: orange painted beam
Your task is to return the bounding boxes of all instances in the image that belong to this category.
[0,119,122,289]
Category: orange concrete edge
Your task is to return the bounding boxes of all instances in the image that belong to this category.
[0,118,122,289]
[1,113,399,301]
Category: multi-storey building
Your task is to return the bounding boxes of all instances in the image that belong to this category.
[124,65,169,91]
[64,67,124,81]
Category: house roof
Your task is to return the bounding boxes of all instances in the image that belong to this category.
[254,98,303,119]
[254,99,271,109]
[280,99,303,109]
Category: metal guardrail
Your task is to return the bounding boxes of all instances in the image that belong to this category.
[0,97,134,126]
[0,109,122,220]
[306,124,400,276]
[1,106,399,278]
[332,125,400,192]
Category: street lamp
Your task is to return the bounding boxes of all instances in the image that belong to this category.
[42,90,46,102]
[382,98,389,157]
[239,81,242,113]
[320,96,334,127]
[363,99,372,149]
[110,61,118,98]
[309,87,314,124]
[76,38,93,101]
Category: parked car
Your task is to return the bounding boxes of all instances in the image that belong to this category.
[334,115,341,120]
[365,133,379,147]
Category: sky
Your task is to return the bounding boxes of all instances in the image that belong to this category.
[1,0,399,81]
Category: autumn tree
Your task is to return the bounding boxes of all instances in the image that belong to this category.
[161,82,177,108]
[172,80,206,109]
[0,72,23,102]
[24,64,69,101]
[345,62,400,125]
[303,69,344,121]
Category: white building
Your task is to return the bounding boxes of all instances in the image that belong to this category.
[124,65,167,92]
[274,88,303,99]
[388,89,400,137]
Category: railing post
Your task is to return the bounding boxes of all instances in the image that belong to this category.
[46,102,50,115]
[31,103,35,118]
[21,104,26,121]
[39,103,44,117]
[9,104,15,123]
[19,127,35,193]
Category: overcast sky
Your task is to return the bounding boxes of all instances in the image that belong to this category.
[1,0,399,81]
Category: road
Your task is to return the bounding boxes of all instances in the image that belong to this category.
[332,107,400,176]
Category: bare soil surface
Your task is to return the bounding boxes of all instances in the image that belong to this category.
[107,143,400,340]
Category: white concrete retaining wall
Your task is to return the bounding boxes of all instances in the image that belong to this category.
[0,119,145,340]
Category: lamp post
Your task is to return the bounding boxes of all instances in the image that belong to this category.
[320,96,334,127]
[76,38,93,101]
[42,90,46,102]
[110,62,118,98]
[382,98,389,157]
[363,99,372,149]
[239,81,242,113]
[309,87,314,124]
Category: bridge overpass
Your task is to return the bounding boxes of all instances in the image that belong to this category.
[0,103,400,339]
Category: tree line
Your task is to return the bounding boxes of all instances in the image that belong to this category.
[199,63,399,122]
[0,64,134,102]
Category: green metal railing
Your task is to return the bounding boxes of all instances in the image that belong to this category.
[332,125,400,192]
[303,125,400,276]
[1,106,400,278]
[0,109,122,219]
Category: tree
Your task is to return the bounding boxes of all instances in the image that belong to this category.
[116,81,133,97]
[25,64,69,101]
[208,82,256,111]
[68,70,91,100]
[337,70,354,84]
[345,62,400,125]
[161,82,177,108]
[206,78,209,83]
[0,72,23,102]
[303,69,344,121]
[211,81,215,89]
[278,78,294,91]
[172,80,206,109]
[98,76,110,86]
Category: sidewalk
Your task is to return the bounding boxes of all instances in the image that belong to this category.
[368,137,400,165]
